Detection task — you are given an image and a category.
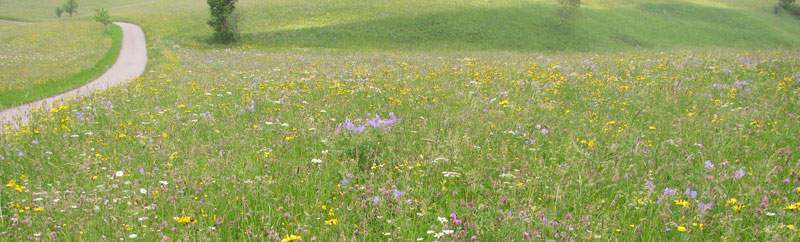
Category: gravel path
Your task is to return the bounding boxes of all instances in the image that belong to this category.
[0,22,146,129]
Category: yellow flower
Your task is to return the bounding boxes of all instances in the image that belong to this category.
[324,218,339,225]
[788,224,797,230]
[674,200,690,207]
[498,99,510,105]
[281,234,302,242]
[33,207,44,212]
[175,215,194,223]
[784,204,797,210]
[733,204,745,211]
[648,126,657,130]
[5,179,15,187]
[531,206,537,212]
[726,198,738,206]
[677,226,687,232]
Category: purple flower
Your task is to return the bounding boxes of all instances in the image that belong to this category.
[541,128,549,135]
[373,196,380,205]
[645,181,654,193]
[735,168,746,179]
[663,188,675,196]
[685,188,697,199]
[698,202,713,211]
[341,177,348,185]
[393,189,405,198]
[704,160,714,169]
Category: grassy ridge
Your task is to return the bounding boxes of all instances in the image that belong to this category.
[0,24,122,109]
[242,3,800,51]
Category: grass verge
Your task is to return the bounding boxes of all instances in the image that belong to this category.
[0,23,122,109]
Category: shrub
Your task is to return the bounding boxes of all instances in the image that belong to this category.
[779,0,796,10]
[56,7,64,18]
[207,0,240,44]
[93,8,111,33]
[62,0,78,18]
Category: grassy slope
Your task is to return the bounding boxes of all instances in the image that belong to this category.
[3,0,799,52]
[239,3,800,51]
[0,24,122,109]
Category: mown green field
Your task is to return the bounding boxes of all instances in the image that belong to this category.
[2,0,800,241]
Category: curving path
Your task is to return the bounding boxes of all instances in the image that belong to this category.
[0,22,146,129]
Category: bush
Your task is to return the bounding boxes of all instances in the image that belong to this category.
[56,7,64,18]
[779,0,796,10]
[62,0,78,18]
[93,8,111,33]
[207,0,240,44]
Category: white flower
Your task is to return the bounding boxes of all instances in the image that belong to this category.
[281,123,289,127]
[265,121,274,125]
[140,188,147,194]
[417,238,423,241]
[443,230,454,235]
[434,232,444,238]
[499,173,516,179]
[159,181,169,185]
[437,216,448,224]
[311,158,323,164]
[128,234,137,238]
[442,171,461,177]
[426,230,436,234]
[383,232,391,236]
[115,171,124,177]
[766,212,776,216]
[321,150,329,155]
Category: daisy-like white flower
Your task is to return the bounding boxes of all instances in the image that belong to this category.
[140,188,147,194]
[437,217,448,224]
[128,234,137,238]
[115,171,124,177]
[311,158,323,164]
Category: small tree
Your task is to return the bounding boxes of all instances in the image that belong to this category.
[93,8,111,33]
[62,0,78,18]
[56,7,64,18]
[207,0,240,43]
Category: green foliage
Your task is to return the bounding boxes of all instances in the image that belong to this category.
[62,0,78,18]
[92,8,110,32]
[56,7,63,18]
[779,0,796,9]
[206,0,239,43]
[341,134,385,174]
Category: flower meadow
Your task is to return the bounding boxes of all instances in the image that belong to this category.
[2,48,800,241]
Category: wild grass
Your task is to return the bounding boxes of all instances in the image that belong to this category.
[1,47,799,241]
[2,0,800,241]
